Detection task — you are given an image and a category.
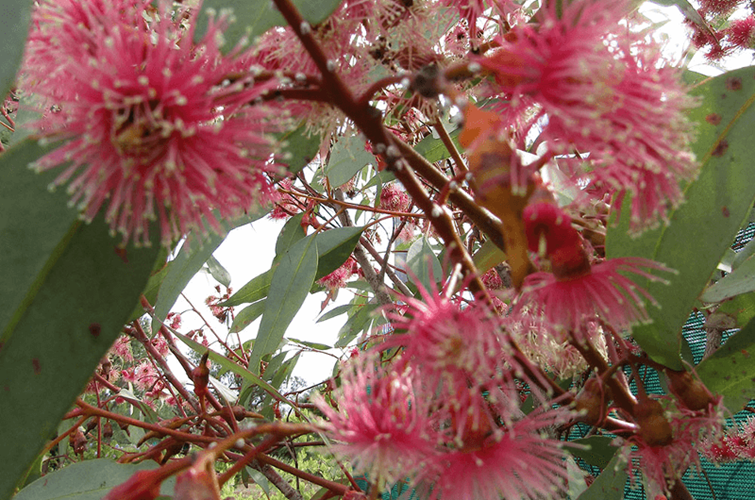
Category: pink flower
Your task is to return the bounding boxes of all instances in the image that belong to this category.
[382,286,505,388]
[110,335,133,362]
[726,16,755,50]
[625,396,724,497]
[134,361,158,390]
[24,1,282,246]
[515,202,671,338]
[378,183,411,213]
[312,355,436,483]
[417,409,569,500]
[317,256,356,291]
[478,0,697,231]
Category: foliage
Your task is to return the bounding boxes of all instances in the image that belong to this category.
[3,1,755,500]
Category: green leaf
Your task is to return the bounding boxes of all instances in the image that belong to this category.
[317,304,354,323]
[697,317,755,413]
[207,254,232,287]
[701,253,755,303]
[564,436,619,469]
[230,299,267,333]
[606,67,755,370]
[245,467,272,499]
[250,237,319,374]
[223,268,276,307]
[325,133,374,188]
[362,170,396,192]
[472,239,506,274]
[406,236,442,293]
[313,226,364,280]
[127,251,170,322]
[269,352,300,390]
[151,233,226,332]
[14,459,175,500]
[224,225,364,307]
[0,140,74,336]
[0,1,32,99]
[288,338,332,350]
[575,453,628,500]
[277,123,322,175]
[0,140,161,500]
[276,213,306,256]
[733,237,755,269]
[335,303,378,348]
[194,0,343,51]
[716,291,755,327]
[414,127,461,163]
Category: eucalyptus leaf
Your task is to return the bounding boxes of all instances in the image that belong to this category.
[0,1,32,99]
[701,253,755,303]
[606,67,755,370]
[14,459,175,500]
[250,237,319,374]
[406,236,443,293]
[277,123,322,175]
[697,316,755,413]
[575,453,628,500]
[325,133,375,188]
[230,299,267,333]
[0,140,161,500]
[207,254,232,287]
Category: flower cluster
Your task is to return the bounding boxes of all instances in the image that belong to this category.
[477,0,697,231]
[514,200,672,341]
[315,291,571,500]
[23,0,284,246]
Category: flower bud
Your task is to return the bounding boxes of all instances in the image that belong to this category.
[574,378,610,425]
[665,369,715,411]
[635,397,673,447]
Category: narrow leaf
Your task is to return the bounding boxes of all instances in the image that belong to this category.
[472,239,506,274]
[277,123,322,175]
[288,338,333,350]
[564,436,619,469]
[224,226,364,307]
[207,254,232,287]
[276,213,306,256]
[223,268,276,307]
[230,299,267,333]
[701,253,755,303]
[171,329,291,405]
[575,453,628,500]
[317,304,354,323]
[151,210,265,331]
[250,238,319,373]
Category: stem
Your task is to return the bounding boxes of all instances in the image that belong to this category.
[271,0,490,302]
[131,321,201,413]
